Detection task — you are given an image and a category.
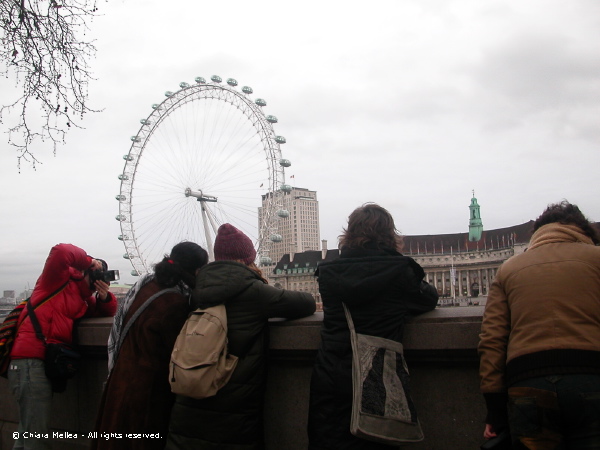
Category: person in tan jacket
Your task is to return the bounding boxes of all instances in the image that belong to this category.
[479,201,600,449]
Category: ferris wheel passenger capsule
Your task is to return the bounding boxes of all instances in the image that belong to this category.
[260,256,273,265]
[123,154,134,161]
[211,75,222,83]
[179,82,190,88]
[280,184,292,193]
[131,270,140,276]
[165,91,174,97]
[151,104,161,110]
[255,98,266,107]
[140,119,151,125]
[130,136,141,142]
[279,159,291,167]
[270,234,283,243]
[266,115,278,123]
[227,78,238,86]
[118,174,129,181]
[123,253,132,260]
[277,209,290,218]
[115,214,127,221]
[115,194,126,201]
[242,86,253,94]
[118,234,129,241]
[195,77,206,84]
[275,136,286,144]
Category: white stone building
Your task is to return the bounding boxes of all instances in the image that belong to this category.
[259,187,320,267]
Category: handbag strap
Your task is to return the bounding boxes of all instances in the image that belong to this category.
[116,288,180,351]
[25,282,70,343]
[26,300,45,343]
[342,303,356,334]
[342,302,361,354]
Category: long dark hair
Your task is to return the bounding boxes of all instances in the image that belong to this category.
[153,242,208,288]
[533,200,599,245]
[339,203,403,251]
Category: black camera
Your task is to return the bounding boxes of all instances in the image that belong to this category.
[89,269,120,284]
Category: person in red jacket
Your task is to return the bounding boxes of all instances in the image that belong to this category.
[8,243,117,450]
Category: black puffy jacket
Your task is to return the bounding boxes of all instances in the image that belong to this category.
[308,246,438,450]
[166,261,316,450]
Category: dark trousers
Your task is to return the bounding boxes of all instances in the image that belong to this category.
[508,374,600,450]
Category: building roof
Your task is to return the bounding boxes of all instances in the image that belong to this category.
[271,221,536,269]
[403,221,600,255]
[403,221,535,255]
[270,219,600,268]
[272,249,340,272]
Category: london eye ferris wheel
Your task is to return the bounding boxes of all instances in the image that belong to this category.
[115,76,292,276]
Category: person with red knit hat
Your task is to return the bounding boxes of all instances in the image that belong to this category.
[212,223,257,264]
[167,224,316,450]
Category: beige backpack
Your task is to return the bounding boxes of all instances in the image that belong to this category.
[169,304,239,399]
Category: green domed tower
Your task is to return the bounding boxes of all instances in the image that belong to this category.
[468,191,483,242]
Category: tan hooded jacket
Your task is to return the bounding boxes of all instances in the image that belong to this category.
[479,223,600,395]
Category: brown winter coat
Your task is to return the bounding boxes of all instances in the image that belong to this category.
[478,223,600,427]
[92,279,190,450]
[479,223,600,395]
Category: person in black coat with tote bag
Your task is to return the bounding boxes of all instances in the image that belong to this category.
[308,203,438,450]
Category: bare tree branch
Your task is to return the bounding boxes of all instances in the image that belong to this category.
[0,0,101,170]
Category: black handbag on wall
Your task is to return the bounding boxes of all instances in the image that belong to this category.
[481,430,513,450]
[44,343,81,379]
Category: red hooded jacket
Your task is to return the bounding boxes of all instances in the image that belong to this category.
[11,243,117,360]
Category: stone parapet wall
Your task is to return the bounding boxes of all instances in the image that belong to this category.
[0,307,487,449]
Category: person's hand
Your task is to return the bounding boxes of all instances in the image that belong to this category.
[483,423,497,439]
[94,280,110,301]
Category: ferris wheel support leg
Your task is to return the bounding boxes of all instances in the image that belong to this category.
[205,207,220,240]
[200,201,215,261]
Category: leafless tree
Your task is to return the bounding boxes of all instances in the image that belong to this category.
[0,0,101,170]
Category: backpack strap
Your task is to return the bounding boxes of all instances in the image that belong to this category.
[116,288,180,351]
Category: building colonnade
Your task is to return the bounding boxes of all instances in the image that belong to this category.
[423,266,498,300]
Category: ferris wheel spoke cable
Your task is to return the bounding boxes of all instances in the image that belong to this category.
[206,164,266,193]
[135,202,202,259]
[205,201,258,238]
[149,113,262,195]
[214,203,261,223]
[195,152,266,197]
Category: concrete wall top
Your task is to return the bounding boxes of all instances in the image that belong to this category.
[78,306,485,354]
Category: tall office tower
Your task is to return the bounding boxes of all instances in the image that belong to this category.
[259,187,320,266]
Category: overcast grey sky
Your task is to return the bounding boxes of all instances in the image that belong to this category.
[1,0,598,294]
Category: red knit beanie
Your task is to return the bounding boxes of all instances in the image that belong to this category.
[214,224,256,265]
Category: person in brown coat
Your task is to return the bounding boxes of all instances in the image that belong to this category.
[92,241,208,450]
[479,201,600,448]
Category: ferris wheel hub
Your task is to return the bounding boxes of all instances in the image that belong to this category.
[185,188,218,202]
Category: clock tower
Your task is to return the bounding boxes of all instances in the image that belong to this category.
[468,191,483,242]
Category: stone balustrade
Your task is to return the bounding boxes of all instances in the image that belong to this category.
[0,307,487,449]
